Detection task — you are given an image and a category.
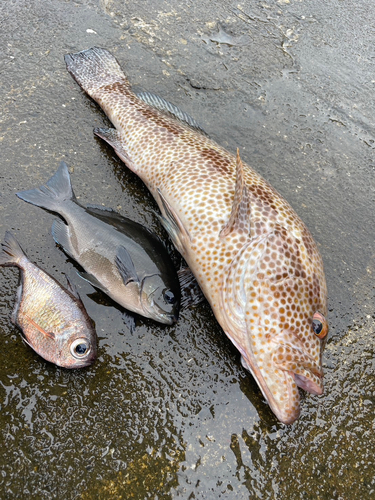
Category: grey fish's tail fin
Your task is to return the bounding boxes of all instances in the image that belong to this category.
[0,231,27,267]
[64,47,129,93]
[16,162,74,213]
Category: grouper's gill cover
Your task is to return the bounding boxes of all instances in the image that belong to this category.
[65,47,329,424]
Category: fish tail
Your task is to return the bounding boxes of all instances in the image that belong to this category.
[16,162,74,212]
[0,231,27,267]
[64,47,130,94]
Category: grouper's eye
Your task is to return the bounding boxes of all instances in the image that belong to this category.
[312,312,329,339]
[70,338,91,358]
[163,289,176,305]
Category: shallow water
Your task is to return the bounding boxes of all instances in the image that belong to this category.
[1,0,374,498]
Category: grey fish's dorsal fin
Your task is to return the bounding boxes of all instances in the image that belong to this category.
[65,274,81,301]
[0,231,27,267]
[16,162,75,212]
[177,266,206,308]
[115,245,139,286]
[136,91,208,137]
[220,149,251,238]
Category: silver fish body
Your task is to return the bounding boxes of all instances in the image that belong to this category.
[17,163,180,325]
[0,231,97,368]
[65,47,329,423]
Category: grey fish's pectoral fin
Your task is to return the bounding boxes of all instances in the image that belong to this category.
[93,127,132,165]
[51,219,76,259]
[77,270,110,294]
[115,246,139,286]
[136,91,208,136]
[157,189,191,255]
[220,149,251,238]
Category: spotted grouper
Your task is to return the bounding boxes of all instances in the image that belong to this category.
[65,47,329,424]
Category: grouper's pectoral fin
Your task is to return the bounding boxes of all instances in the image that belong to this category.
[220,149,251,238]
[94,127,134,167]
[156,189,191,255]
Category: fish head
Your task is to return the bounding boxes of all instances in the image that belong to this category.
[140,273,180,325]
[225,228,328,424]
[52,320,97,369]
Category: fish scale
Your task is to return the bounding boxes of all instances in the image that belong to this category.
[65,47,329,424]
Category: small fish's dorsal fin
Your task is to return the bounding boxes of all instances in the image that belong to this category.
[115,246,139,286]
[220,149,251,238]
[0,231,27,267]
[136,91,208,136]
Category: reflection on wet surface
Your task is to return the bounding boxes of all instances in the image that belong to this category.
[1,0,374,498]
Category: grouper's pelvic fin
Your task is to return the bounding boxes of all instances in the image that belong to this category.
[64,47,130,93]
[16,162,74,213]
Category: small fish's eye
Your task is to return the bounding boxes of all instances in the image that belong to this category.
[163,289,176,304]
[70,338,91,358]
[312,312,328,339]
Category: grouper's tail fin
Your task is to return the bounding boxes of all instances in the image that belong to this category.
[0,231,27,267]
[16,162,74,213]
[64,47,129,94]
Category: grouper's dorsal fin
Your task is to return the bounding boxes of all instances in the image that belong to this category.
[136,91,208,137]
[220,149,251,238]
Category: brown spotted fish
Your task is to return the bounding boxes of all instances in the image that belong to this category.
[0,231,97,368]
[65,47,329,423]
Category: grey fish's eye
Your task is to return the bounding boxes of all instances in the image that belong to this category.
[70,338,91,358]
[163,289,176,304]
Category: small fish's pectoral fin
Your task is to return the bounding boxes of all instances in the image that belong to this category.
[26,316,56,339]
[115,246,139,286]
[157,189,191,255]
[220,149,251,238]
[94,128,132,165]
[177,267,206,308]
[77,271,109,294]
[52,219,75,259]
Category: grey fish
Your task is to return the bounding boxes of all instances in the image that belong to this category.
[0,231,97,368]
[64,47,329,424]
[16,162,180,325]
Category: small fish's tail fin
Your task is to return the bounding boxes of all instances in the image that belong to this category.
[64,47,129,94]
[16,162,74,212]
[0,231,27,267]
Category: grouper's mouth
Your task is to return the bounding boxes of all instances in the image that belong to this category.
[241,343,323,425]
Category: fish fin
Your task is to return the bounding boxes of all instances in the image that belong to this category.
[64,47,130,94]
[77,270,110,294]
[86,203,114,213]
[115,246,139,286]
[11,284,23,324]
[16,162,74,212]
[93,127,132,165]
[122,310,137,333]
[65,275,81,300]
[0,231,26,267]
[136,91,208,136]
[220,149,251,238]
[26,316,56,339]
[177,267,206,308]
[157,189,191,255]
[51,219,75,259]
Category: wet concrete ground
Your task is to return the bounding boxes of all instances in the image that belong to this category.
[1,0,374,498]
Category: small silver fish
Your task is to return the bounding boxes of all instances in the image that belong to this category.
[16,162,180,325]
[0,231,97,368]
[65,47,329,423]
